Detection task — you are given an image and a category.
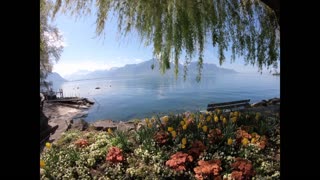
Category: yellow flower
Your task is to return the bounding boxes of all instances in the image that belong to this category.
[217,109,222,115]
[202,126,208,133]
[214,115,219,123]
[180,121,185,126]
[222,117,227,124]
[231,117,237,123]
[229,112,233,117]
[40,160,45,168]
[242,138,249,146]
[227,138,233,145]
[45,142,51,149]
[171,130,177,138]
[151,118,155,123]
[198,122,202,129]
[107,128,113,135]
[168,127,174,132]
[147,123,152,128]
[251,138,256,143]
[182,138,187,145]
[181,144,186,149]
[145,118,150,124]
[200,114,204,120]
[206,116,211,122]
[220,115,224,121]
[182,124,188,130]
[234,111,239,117]
[163,116,169,123]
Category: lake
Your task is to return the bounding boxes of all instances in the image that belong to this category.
[54,73,280,122]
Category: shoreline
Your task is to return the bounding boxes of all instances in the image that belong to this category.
[43,97,279,143]
[43,102,89,143]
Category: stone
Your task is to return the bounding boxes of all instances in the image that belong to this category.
[117,121,135,132]
[92,120,117,131]
[71,119,89,131]
[268,98,280,105]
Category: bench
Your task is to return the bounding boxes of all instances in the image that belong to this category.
[207,99,251,112]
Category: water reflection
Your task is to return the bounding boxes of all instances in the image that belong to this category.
[56,73,279,122]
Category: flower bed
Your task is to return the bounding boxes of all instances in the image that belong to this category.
[40,110,280,179]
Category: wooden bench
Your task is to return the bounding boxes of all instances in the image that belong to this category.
[207,99,251,112]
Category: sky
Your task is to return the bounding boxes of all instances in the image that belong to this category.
[51,9,278,78]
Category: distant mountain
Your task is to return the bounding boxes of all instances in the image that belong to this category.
[66,59,237,81]
[64,70,91,80]
[46,72,67,83]
[40,72,67,91]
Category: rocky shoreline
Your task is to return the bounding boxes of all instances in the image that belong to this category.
[43,97,280,144]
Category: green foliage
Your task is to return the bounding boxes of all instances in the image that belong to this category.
[56,129,82,146]
[110,130,133,152]
[52,0,279,81]
[40,0,63,87]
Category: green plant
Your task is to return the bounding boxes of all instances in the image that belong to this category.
[110,130,133,152]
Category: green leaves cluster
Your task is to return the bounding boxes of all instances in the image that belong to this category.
[41,0,63,86]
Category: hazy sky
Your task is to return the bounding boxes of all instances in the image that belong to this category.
[51,10,277,78]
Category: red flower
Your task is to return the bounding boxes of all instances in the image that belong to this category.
[208,128,223,144]
[74,138,89,148]
[154,131,169,145]
[194,159,222,180]
[165,152,193,171]
[106,147,124,163]
[230,158,255,179]
[188,141,207,159]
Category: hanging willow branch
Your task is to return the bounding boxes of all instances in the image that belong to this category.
[53,0,280,81]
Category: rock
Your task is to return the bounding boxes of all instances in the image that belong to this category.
[71,119,89,131]
[117,121,135,132]
[92,120,117,131]
[84,98,95,105]
[95,87,100,89]
[268,98,280,105]
[251,100,268,107]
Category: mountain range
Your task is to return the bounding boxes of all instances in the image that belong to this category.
[46,72,67,83]
[63,59,237,81]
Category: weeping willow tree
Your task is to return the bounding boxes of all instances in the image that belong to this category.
[41,0,63,89]
[53,0,279,81]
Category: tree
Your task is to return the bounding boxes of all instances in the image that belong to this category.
[40,0,64,136]
[52,0,279,81]
[41,0,63,89]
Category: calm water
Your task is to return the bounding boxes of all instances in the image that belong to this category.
[55,73,280,122]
